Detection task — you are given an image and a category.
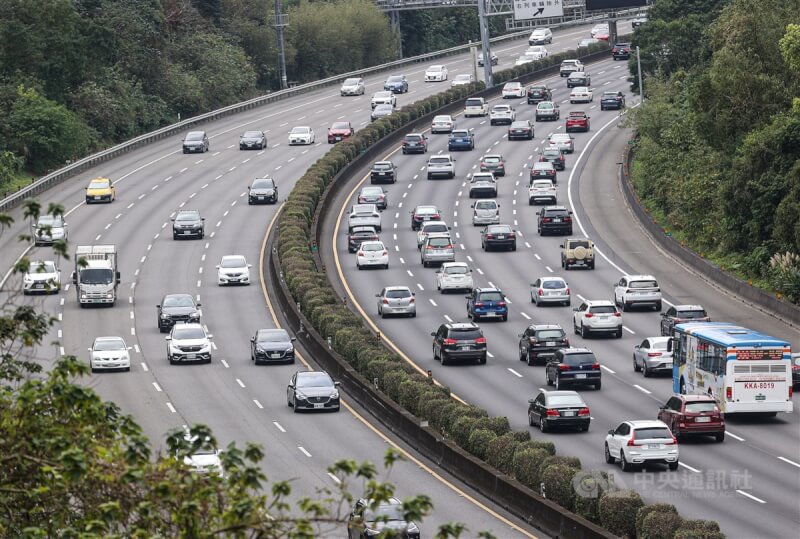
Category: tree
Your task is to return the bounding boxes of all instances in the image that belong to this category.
[0,150,23,191]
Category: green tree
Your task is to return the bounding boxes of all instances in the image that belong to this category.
[780,23,800,70]
[0,150,23,190]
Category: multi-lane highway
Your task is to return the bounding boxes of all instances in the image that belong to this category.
[321,53,800,538]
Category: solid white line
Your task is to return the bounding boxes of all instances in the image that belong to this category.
[736,490,766,504]
[679,462,701,473]
[600,365,615,374]
[507,368,523,378]
[298,446,312,457]
[221,359,230,368]
[633,384,651,395]
[152,382,162,392]
[236,378,246,388]
[273,421,286,433]
[778,456,800,468]
[253,399,263,409]
[623,326,636,334]
[166,402,177,413]
[726,431,745,442]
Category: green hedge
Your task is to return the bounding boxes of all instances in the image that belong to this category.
[637,504,680,536]
[599,490,645,538]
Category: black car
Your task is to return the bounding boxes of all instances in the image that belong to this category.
[481,224,517,251]
[401,133,428,154]
[540,147,566,170]
[287,371,340,412]
[518,324,570,366]
[157,293,201,332]
[409,205,441,230]
[612,42,632,60]
[545,348,602,390]
[248,177,278,204]
[528,390,591,432]
[566,72,591,88]
[172,210,205,239]
[600,91,626,110]
[239,130,267,150]
[348,226,379,253]
[508,120,534,140]
[530,162,557,183]
[660,305,710,336]
[370,161,397,184]
[347,497,421,539]
[251,329,295,364]
[527,85,552,104]
[537,206,573,236]
[431,322,487,365]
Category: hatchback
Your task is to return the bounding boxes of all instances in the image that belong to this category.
[518,324,569,366]
[546,348,601,390]
[466,287,508,321]
[632,336,673,376]
[409,205,441,230]
[182,131,209,153]
[216,255,251,286]
[431,323,487,365]
[376,286,417,318]
[528,390,590,432]
[481,224,517,251]
[658,395,725,442]
[356,241,389,270]
[287,371,340,412]
[416,220,450,248]
[248,177,278,204]
[251,329,296,364]
[436,262,474,293]
[239,130,267,150]
[421,234,456,267]
[535,101,560,121]
[472,199,500,226]
[605,420,680,472]
[531,276,570,306]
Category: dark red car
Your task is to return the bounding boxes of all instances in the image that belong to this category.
[327,121,354,144]
[565,111,590,133]
[658,395,725,442]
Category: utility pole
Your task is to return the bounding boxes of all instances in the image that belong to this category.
[274,0,288,90]
[477,0,493,87]
[636,46,644,103]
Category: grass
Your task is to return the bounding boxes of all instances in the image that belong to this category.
[1,168,38,198]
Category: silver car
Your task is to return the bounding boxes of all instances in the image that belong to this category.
[371,104,394,121]
[340,77,365,96]
[472,199,500,226]
[89,336,131,372]
[417,220,450,248]
[531,276,570,306]
[421,234,456,267]
[377,286,416,318]
[426,155,456,179]
[32,214,68,245]
[548,134,575,153]
[357,186,388,210]
[436,262,474,292]
[632,337,674,376]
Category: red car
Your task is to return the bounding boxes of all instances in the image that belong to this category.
[565,111,590,133]
[327,121,354,144]
[658,395,725,442]
[594,31,610,41]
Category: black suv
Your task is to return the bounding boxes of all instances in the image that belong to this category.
[612,42,632,60]
[172,210,205,239]
[518,324,569,366]
[402,133,428,154]
[431,322,487,365]
[660,305,710,336]
[157,293,201,332]
[527,85,552,104]
[370,161,397,184]
[545,348,601,390]
[537,206,573,236]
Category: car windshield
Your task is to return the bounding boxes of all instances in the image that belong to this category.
[629,280,658,288]
[243,131,262,138]
[30,261,56,273]
[677,310,707,319]
[572,87,589,92]
[94,338,125,351]
[452,130,469,137]
[433,116,451,122]
[343,78,360,85]
[374,91,391,98]
[530,47,545,52]
[634,427,673,439]
[471,176,494,183]
[374,105,392,113]
[163,296,194,308]
[590,305,616,314]
[465,99,483,106]
[362,243,384,252]
[569,112,586,117]
[445,266,469,274]
[364,503,405,522]
[186,132,204,141]
[252,178,274,189]
[331,122,350,130]
[423,224,448,233]
[89,179,109,189]
[429,158,450,165]
[505,83,520,88]
[220,257,246,268]
[535,164,554,171]
[450,328,482,339]
[176,212,200,221]
[428,237,451,248]
[551,134,570,141]
[385,289,411,299]
[562,353,596,365]
[296,373,334,388]
[536,329,565,339]
[352,205,374,214]
[542,280,566,289]
[475,201,497,209]
[510,122,527,128]
[373,162,393,171]
[172,327,206,340]
[257,330,289,342]
[428,66,443,72]
[538,103,554,110]
[37,215,63,227]
[488,225,512,233]
[545,209,568,216]
[291,127,310,134]
[548,394,584,406]
[478,291,503,301]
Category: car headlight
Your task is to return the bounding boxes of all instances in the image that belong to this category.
[81,292,88,298]
[200,344,210,352]
[189,312,200,319]
[23,275,32,283]
[331,391,339,399]
[161,313,171,319]
[285,347,294,354]
[295,392,307,401]
[106,292,113,298]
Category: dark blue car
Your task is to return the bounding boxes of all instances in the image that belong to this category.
[466,287,508,321]
[384,74,409,93]
[448,129,475,151]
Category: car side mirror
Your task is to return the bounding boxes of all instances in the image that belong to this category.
[661,312,667,317]
[412,292,416,296]
[375,294,380,297]
[659,405,667,410]
[470,204,475,208]
[115,271,121,284]
[216,265,220,269]
[430,332,436,337]
[528,398,536,404]
[165,336,171,341]
[87,347,92,352]
[667,339,674,352]
[196,302,202,307]
[335,381,341,386]
[573,307,579,311]
[559,244,564,248]
[290,337,297,342]
[171,218,175,222]
[247,264,252,268]
[288,384,295,389]
[250,337,255,342]
[72,271,77,284]
[608,429,615,435]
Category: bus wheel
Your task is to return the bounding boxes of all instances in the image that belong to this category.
[679,379,686,394]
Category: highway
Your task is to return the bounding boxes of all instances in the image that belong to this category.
[0,22,634,537]
[320,53,800,538]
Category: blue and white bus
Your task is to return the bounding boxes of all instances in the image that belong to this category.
[672,322,793,415]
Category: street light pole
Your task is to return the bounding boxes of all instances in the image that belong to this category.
[477,0,493,87]
[636,46,644,103]
[275,0,288,90]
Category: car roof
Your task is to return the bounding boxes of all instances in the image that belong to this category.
[627,420,670,429]
[542,390,585,399]
[482,154,503,159]
[475,286,502,293]
[445,322,480,329]
[623,274,658,280]
[529,323,564,330]
[383,285,412,292]
[442,261,469,268]
[539,276,566,282]
[674,304,705,311]
[359,240,384,247]
[586,299,615,306]
[172,322,203,330]
[561,347,592,354]
[675,394,717,402]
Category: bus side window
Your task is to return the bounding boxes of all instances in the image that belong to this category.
[676,334,688,365]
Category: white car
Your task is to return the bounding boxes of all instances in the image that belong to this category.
[471,199,500,226]
[468,173,498,198]
[436,262,474,292]
[356,241,389,270]
[573,300,622,338]
[489,104,516,125]
[526,45,548,59]
[183,436,224,477]
[371,91,397,109]
[605,420,679,472]
[528,179,557,205]
[23,260,61,294]
[515,55,535,66]
[569,86,594,103]
[464,97,489,117]
[579,38,601,48]
[451,73,474,87]
[340,77,365,96]
[502,82,525,98]
[288,126,315,145]
[531,276,570,306]
[549,133,575,153]
[431,115,455,134]
[426,155,456,179]
[425,65,448,82]
[417,220,450,248]
[348,204,382,232]
[591,23,609,38]
[32,214,68,245]
[89,336,131,372]
[614,275,663,311]
[529,27,553,45]
[166,323,212,364]
[216,255,251,286]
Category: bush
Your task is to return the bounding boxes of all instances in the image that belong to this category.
[468,428,497,460]
[486,433,520,474]
[398,379,427,414]
[598,489,645,538]
[511,448,550,491]
[450,415,480,449]
[383,371,408,401]
[674,519,724,539]
[541,464,580,511]
[516,439,555,456]
[429,400,463,433]
[636,504,680,536]
[537,455,580,481]
[573,470,614,524]
[641,511,684,539]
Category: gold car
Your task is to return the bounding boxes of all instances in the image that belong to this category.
[85,177,115,203]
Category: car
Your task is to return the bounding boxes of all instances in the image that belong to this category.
[370,104,394,121]
[514,55,535,67]
[471,199,500,226]
[448,129,475,151]
[573,300,622,338]
[480,224,517,252]
[376,286,417,317]
[358,186,388,210]
[480,154,506,176]
[566,71,591,88]
[566,111,590,132]
[328,121,354,143]
[490,105,516,126]
[426,155,456,179]
[529,27,553,45]
[508,120,533,140]
[464,97,489,117]
[631,16,648,28]
[559,59,584,77]
[370,90,396,109]
[531,276,570,306]
[347,497,421,539]
[166,323,212,364]
[248,177,278,204]
[658,395,725,442]
[424,64,448,82]
[182,131,209,153]
[451,73,475,87]
[548,133,574,153]
[528,179,557,205]
[182,439,224,477]
[525,45,548,59]
[660,305,710,336]
[535,101,560,121]
[614,274,663,311]
[530,161,557,184]
[528,390,590,432]
[561,238,595,270]
[612,42,632,60]
[633,336,674,377]
[436,262,474,293]
[579,38,601,48]
[356,240,389,270]
[416,220,450,248]
[32,214,68,245]
[239,130,267,150]
[23,260,61,294]
[546,347,601,390]
[384,74,409,93]
[467,287,508,321]
[401,133,428,154]
[590,23,609,38]
[502,82,526,98]
[421,234,456,267]
[251,328,296,364]
[527,84,552,104]
[348,204,382,232]
[539,147,566,170]
[431,115,455,134]
[792,353,800,389]
[468,173,497,198]
[537,206,572,235]
[287,371,340,412]
[478,51,498,66]
[600,91,626,110]
[85,177,115,203]
[518,324,569,366]
[89,336,131,372]
[348,226,379,253]
[216,255,251,286]
[340,77,365,96]
[605,420,679,471]
[431,322,487,365]
[594,30,610,41]
[157,293,201,332]
[569,86,594,104]
[409,205,441,230]
[171,209,204,239]
[288,126,315,145]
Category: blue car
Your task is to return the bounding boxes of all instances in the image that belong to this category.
[466,287,508,321]
[448,129,475,151]
[384,74,409,93]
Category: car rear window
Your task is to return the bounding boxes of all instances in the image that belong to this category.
[362,243,384,251]
[416,207,436,214]
[424,224,448,233]
[562,353,596,365]
[650,340,669,351]
[545,209,569,216]
[538,103,554,109]
[428,237,451,248]
[483,156,501,163]
[475,201,497,209]
[445,266,469,274]
[386,289,411,299]
[630,280,658,288]
[685,402,718,413]
[677,310,707,319]
[465,99,483,107]
[478,291,503,301]
[536,329,565,339]
[634,427,673,439]
[405,135,422,142]
[373,163,392,170]
[590,305,616,314]
[488,225,512,233]
[548,395,584,406]
[569,240,590,249]
[542,280,565,289]
[449,328,482,340]
[429,157,451,165]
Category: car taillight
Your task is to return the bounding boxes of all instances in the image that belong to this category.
[382,299,390,304]
[378,195,385,200]
[565,288,570,295]
[497,301,506,307]
[578,407,590,416]
[443,338,457,345]
[546,409,561,417]
[358,252,365,257]
[726,386,732,400]
[475,337,487,344]
[426,245,434,249]
[558,364,570,371]
[509,232,516,238]
[475,302,485,307]
[613,312,622,317]
[648,352,662,357]
[591,363,600,370]
[486,234,495,239]
[409,298,415,303]
[498,164,504,168]
[542,218,552,223]
[789,386,793,398]
[564,216,572,222]
[382,250,388,256]
[627,433,636,446]
[538,289,544,296]
[585,313,594,318]
[564,338,569,346]
[432,214,440,219]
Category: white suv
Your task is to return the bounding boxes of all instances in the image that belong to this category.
[436,262,474,292]
[490,104,516,125]
[614,275,662,311]
[426,155,456,179]
[604,420,679,472]
[425,65,448,82]
[464,97,489,117]
[166,323,212,364]
[573,300,622,338]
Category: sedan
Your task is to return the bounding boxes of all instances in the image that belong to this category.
[370,104,394,121]
[376,286,416,318]
[409,205,441,230]
[356,241,389,270]
[328,121,354,143]
[531,276,570,306]
[502,82,526,98]
[451,73,475,87]
[539,147,566,170]
[481,224,517,251]
[340,77,365,96]
[569,86,594,104]
[384,74,409,93]
[632,337,673,377]
[89,336,131,372]
[436,262,474,293]
[480,154,506,176]
[508,120,533,140]
[528,390,590,432]
[347,226,379,253]
[216,255,251,286]
[477,51,499,66]
[251,328,296,364]
[85,177,115,204]
[239,130,267,150]
[248,177,278,204]
[347,497,421,539]
[370,90,396,109]
[566,111,590,132]
[548,133,574,153]
[288,126,315,145]
[287,371,340,412]
[23,260,61,294]
[358,186,388,210]
[431,115,455,134]
[424,65,448,82]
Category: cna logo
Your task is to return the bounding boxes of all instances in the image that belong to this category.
[571,470,626,498]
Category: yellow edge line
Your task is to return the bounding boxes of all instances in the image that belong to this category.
[259,199,536,538]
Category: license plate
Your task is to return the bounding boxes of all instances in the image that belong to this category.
[270,353,281,358]
[380,172,387,176]
[258,196,265,200]
[546,341,555,346]
[435,250,446,254]
[314,403,324,409]
[183,231,192,235]
[498,235,505,239]
[484,312,497,317]
[695,416,711,423]
[94,196,101,200]
[335,136,342,141]
[554,218,562,223]
[648,444,661,449]
[34,284,44,288]
[563,411,575,416]
[186,354,196,359]
[576,373,587,379]
[459,345,470,350]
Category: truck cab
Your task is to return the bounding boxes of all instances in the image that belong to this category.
[72,245,120,306]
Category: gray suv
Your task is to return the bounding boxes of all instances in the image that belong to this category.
[420,234,456,267]
[172,210,205,239]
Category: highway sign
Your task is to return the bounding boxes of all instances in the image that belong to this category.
[513,0,564,20]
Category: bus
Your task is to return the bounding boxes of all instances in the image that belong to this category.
[672,322,793,415]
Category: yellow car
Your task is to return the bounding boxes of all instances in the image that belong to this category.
[85,177,115,203]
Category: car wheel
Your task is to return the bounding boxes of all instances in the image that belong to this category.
[633,356,640,372]
[622,301,629,312]
[680,378,686,394]
[715,432,725,443]
[441,353,448,366]
[594,381,601,390]
[573,320,580,335]
[604,443,615,464]
[502,314,507,321]
[580,323,589,338]
[643,363,651,377]
[526,352,536,367]
[546,371,554,386]
[168,355,175,366]
[539,417,548,433]
[528,412,535,427]
[616,327,623,339]
[620,452,632,472]
[668,461,680,471]
[655,301,662,311]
